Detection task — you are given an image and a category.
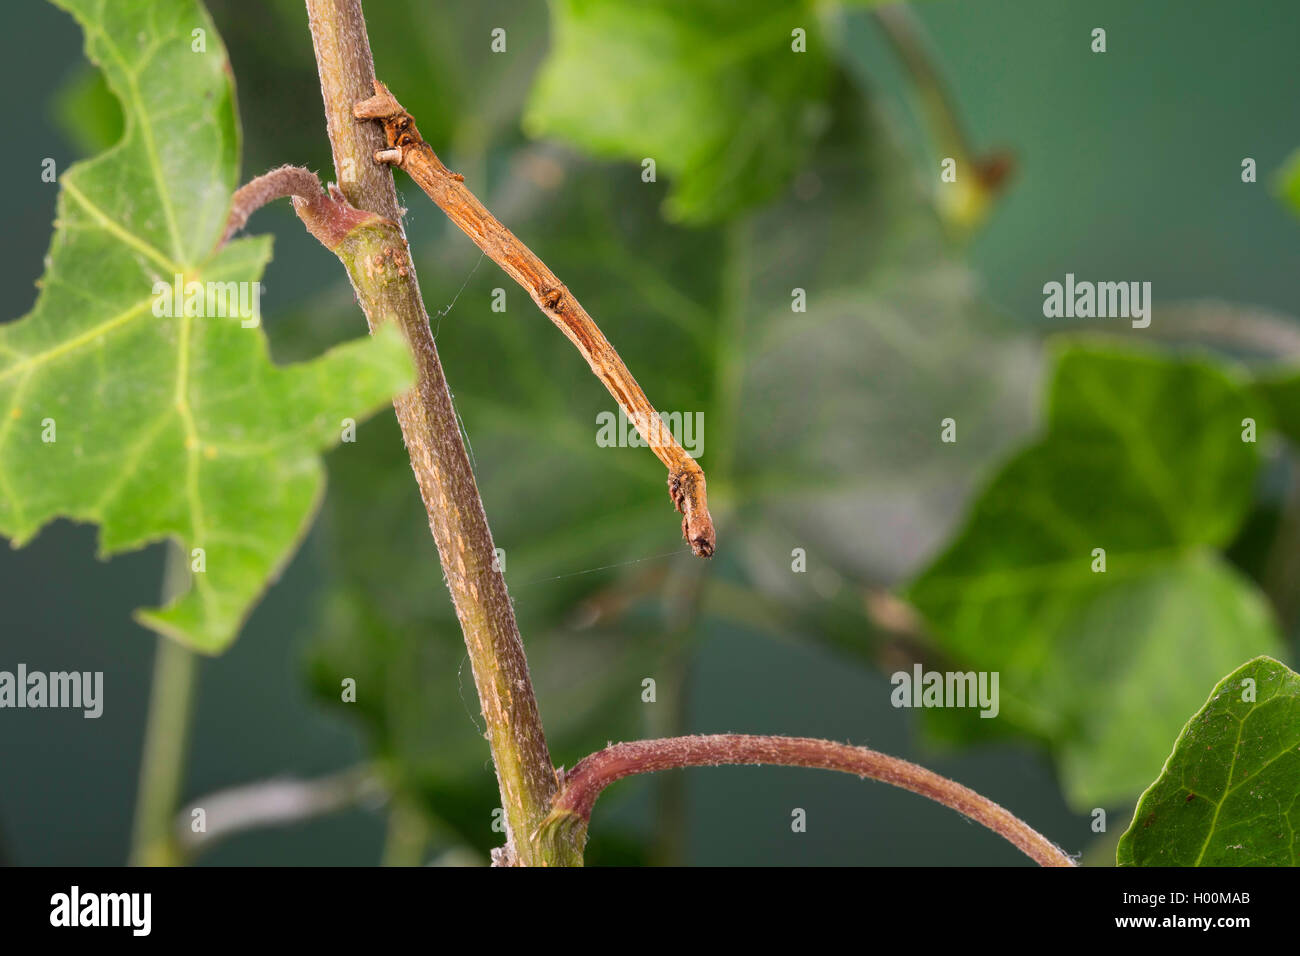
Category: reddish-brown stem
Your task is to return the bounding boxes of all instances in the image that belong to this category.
[552,734,1076,867]
[219,164,378,249]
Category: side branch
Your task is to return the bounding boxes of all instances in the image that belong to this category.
[353,81,716,558]
[219,164,377,249]
[176,765,382,856]
[542,734,1076,868]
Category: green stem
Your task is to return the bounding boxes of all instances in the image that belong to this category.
[129,543,197,866]
[381,795,433,866]
[708,220,750,495]
[871,4,1013,232]
[647,562,705,865]
[303,0,559,865]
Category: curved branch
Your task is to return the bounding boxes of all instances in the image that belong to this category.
[219,164,379,250]
[541,734,1075,867]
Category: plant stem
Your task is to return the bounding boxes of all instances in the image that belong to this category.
[871,4,1013,231]
[130,543,197,866]
[219,164,344,248]
[381,794,433,867]
[303,0,558,865]
[647,561,705,865]
[177,764,383,857]
[541,734,1075,867]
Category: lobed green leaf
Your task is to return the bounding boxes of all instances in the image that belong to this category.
[0,0,412,653]
[908,344,1283,808]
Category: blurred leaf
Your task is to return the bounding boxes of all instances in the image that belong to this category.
[526,0,833,224]
[1254,368,1300,445]
[1118,656,1300,866]
[51,64,122,157]
[1276,148,1300,220]
[908,343,1283,808]
[0,0,412,652]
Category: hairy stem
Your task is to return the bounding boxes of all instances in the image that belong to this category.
[541,734,1075,867]
[304,0,558,866]
[219,164,339,247]
[129,543,197,866]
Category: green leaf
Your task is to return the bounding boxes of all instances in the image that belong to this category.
[1118,656,1300,866]
[0,0,413,653]
[908,343,1284,808]
[525,0,833,224]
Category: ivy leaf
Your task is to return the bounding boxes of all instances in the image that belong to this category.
[0,0,413,653]
[728,79,1038,592]
[525,0,833,224]
[1118,656,1300,866]
[907,344,1283,808]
